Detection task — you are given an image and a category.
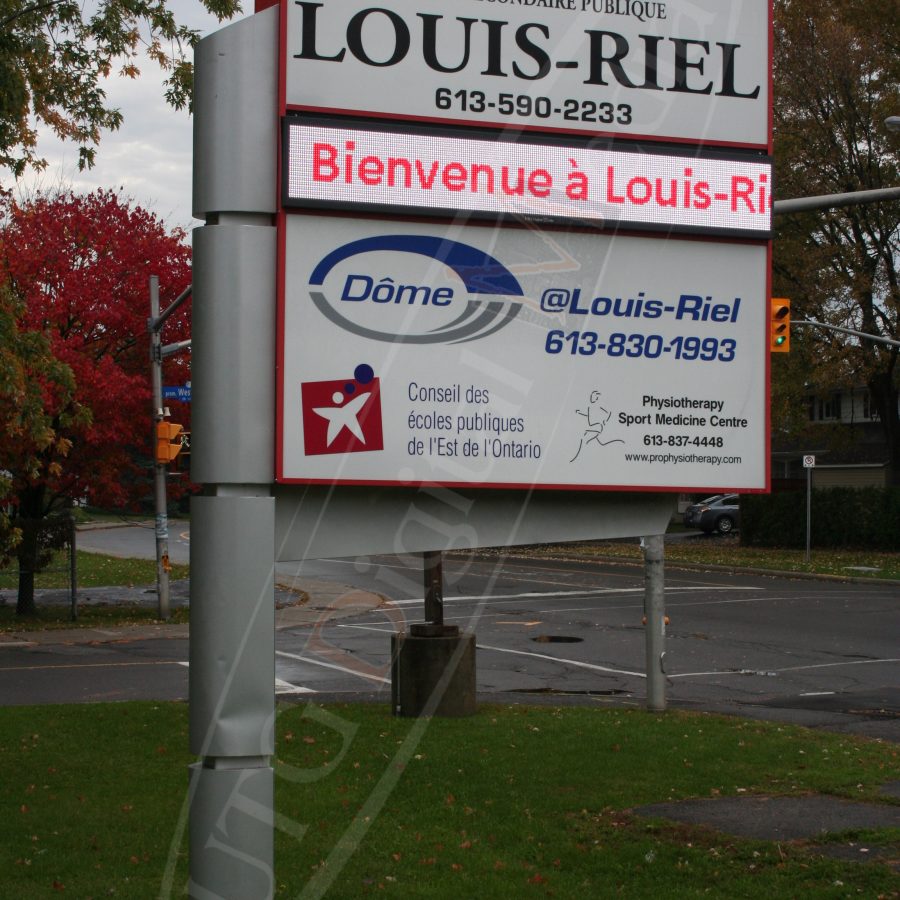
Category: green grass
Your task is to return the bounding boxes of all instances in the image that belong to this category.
[0,551,190,630]
[0,603,189,632]
[529,538,900,581]
[0,550,189,591]
[1,702,898,898]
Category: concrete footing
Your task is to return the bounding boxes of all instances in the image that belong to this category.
[391,630,477,718]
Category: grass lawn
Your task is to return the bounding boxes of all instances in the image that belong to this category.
[0,550,189,591]
[0,552,190,630]
[527,538,900,581]
[0,602,190,631]
[1,702,898,898]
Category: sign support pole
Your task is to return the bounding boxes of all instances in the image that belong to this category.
[803,455,816,563]
[643,534,667,712]
[423,550,444,628]
[190,9,279,897]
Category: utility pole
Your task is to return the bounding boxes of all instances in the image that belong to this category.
[148,276,192,620]
[149,276,170,619]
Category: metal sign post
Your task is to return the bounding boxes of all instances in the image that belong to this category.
[803,454,816,562]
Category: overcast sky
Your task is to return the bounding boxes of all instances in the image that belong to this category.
[17,2,249,233]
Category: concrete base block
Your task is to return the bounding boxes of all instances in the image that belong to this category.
[391,631,476,718]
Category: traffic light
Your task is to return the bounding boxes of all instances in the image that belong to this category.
[770,298,791,352]
[155,421,184,464]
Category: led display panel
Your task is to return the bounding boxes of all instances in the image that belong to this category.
[284,120,772,238]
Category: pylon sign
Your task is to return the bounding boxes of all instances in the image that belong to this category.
[276,0,773,493]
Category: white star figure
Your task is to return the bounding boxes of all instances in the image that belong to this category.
[313,391,372,446]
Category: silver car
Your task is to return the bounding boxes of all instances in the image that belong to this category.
[683,493,740,534]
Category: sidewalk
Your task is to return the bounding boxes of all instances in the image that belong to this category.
[0,576,388,648]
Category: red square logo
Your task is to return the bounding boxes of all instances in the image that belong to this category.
[301,364,384,456]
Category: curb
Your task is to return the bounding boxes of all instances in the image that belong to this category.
[0,579,388,648]
[452,548,900,587]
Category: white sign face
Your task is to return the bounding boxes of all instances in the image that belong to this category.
[282,0,771,148]
[803,455,816,468]
[284,120,773,237]
[277,216,768,491]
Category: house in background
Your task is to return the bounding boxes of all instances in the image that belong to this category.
[772,386,899,489]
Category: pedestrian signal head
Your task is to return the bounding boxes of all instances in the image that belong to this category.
[155,421,184,464]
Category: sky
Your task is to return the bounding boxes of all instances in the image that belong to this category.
[16,2,249,234]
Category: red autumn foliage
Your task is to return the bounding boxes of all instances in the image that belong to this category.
[0,189,191,614]
[0,189,192,512]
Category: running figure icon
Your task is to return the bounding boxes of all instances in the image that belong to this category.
[570,390,624,462]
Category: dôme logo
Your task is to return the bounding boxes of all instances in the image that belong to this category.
[307,235,524,343]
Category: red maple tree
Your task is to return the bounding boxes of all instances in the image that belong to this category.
[0,189,192,614]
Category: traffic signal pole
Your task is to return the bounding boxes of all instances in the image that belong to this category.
[149,275,192,620]
[149,276,171,620]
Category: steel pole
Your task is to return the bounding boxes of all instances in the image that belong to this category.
[643,534,667,712]
[150,275,171,620]
[423,550,444,627]
[69,514,77,621]
[806,467,812,564]
[773,186,900,215]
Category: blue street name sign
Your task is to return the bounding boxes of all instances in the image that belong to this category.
[163,385,192,403]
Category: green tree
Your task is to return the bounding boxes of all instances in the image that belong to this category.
[0,277,79,615]
[0,0,241,176]
[772,0,900,483]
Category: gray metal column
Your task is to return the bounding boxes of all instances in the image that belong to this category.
[643,534,667,712]
[190,8,278,898]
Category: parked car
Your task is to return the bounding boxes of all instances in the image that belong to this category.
[682,493,740,534]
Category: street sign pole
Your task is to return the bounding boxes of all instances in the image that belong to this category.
[803,455,816,562]
[149,275,170,620]
[807,466,812,563]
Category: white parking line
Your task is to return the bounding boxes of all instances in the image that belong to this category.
[275,650,391,684]
[176,661,317,694]
[275,677,316,696]
[382,585,761,608]
[475,643,644,679]
[777,657,900,673]
[666,657,900,679]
